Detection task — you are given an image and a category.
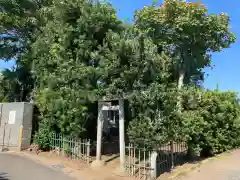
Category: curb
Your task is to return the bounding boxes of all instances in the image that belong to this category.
[167,151,231,179]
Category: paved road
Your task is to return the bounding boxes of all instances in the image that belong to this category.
[0,153,76,180]
[172,149,240,180]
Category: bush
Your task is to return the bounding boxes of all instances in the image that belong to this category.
[127,84,184,149]
[34,120,53,150]
[128,86,240,157]
[182,89,240,157]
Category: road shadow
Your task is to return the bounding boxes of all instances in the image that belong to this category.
[0,173,9,180]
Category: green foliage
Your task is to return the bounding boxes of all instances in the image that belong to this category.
[124,0,238,154]
[182,88,240,156]
[0,66,34,102]
[127,83,182,148]
[63,141,72,157]
[32,0,123,137]
[128,85,240,156]
[98,31,174,97]
[135,0,236,84]
[0,0,50,102]
[34,119,53,150]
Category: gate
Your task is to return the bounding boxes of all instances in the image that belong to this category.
[102,107,120,155]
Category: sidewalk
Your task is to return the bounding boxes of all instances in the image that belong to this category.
[170,149,240,180]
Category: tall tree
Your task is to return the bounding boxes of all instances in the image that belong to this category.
[0,0,52,102]
[135,0,235,109]
[0,0,51,59]
[0,66,34,102]
[32,0,123,137]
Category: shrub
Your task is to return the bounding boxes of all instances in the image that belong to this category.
[34,120,53,150]
[182,89,240,157]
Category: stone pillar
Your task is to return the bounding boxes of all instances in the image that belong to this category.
[96,102,103,161]
[119,99,125,171]
[150,151,158,179]
[91,102,105,169]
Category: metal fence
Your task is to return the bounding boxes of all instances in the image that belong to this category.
[156,142,187,177]
[50,133,91,164]
[125,144,153,180]
[125,142,188,180]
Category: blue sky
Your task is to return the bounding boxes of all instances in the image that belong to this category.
[0,0,239,92]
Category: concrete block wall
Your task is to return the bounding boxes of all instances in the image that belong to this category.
[0,102,34,151]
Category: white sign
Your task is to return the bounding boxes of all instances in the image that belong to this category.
[8,111,16,124]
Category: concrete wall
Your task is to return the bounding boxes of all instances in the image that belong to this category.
[21,103,33,150]
[0,102,33,151]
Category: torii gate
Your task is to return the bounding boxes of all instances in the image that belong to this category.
[91,99,125,171]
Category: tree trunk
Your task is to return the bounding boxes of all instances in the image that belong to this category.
[177,69,185,111]
[170,69,185,170]
[20,85,24,102]
[178,70,185,90]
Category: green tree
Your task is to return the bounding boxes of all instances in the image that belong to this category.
[32,0,123,137]
[0,0,52,102]
[135,0,235,109]
[95,29,182,147]
[0,0,52,60]
[127,0,237,149]
[0,66,33,102]
[98,29,172,97]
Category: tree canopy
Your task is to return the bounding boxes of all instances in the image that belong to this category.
[135,0,235,87]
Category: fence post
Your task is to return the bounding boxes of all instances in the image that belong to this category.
[150,151,158,180]
[130,144,134,175]
[18,124,23,151]
[170,141,174,170]
[60,134,63,156]
[87,140,91,165]
[2,123,7,151]
[127,144,130,174]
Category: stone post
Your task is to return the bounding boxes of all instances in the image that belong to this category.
[150,151,158,179]
[119,99,125,171]
[96,102,104,161]
[91,102,105,169]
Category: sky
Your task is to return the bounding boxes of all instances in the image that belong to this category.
[0,0,239,92]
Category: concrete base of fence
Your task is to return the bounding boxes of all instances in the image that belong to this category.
[91,160,106,169]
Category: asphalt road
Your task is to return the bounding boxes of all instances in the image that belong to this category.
[0,153,76,180]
